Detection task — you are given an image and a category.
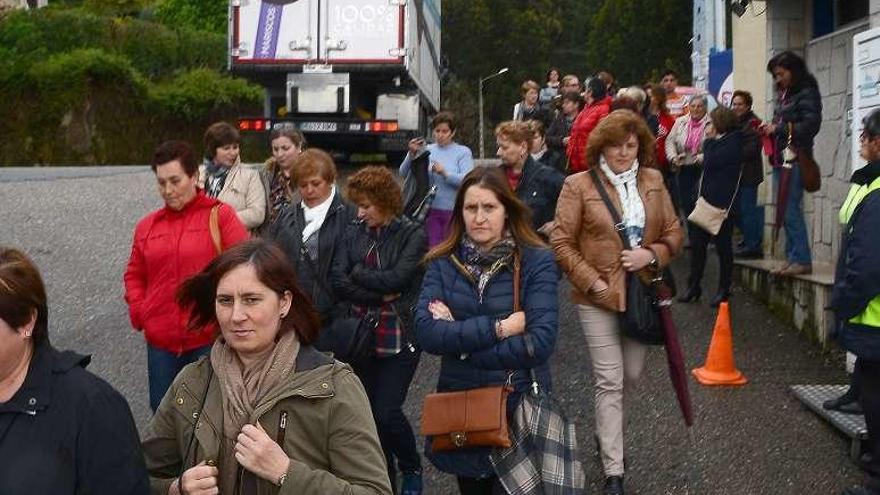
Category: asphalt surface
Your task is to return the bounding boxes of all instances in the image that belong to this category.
[0,166,865,494]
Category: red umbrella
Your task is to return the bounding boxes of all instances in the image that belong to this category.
[657,285,694,427]
[773,165,793,250]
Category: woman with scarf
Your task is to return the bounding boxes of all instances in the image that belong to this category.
[665,94,711,219]
[258,125,306,235]
[416,166,559,494]
[552,110,682,495]
[268,149,356,324]
[330,166,428,495]
[199,121,267,231]
[678,106,745,307]
[761,51,823,276]
[142,239,392,495]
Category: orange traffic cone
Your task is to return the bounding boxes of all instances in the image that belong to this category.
[692,301,748,386]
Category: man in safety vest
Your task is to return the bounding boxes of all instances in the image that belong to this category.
[837,108,880,495]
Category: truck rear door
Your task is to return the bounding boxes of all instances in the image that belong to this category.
[232,0,318,64]
[320,0,404,64]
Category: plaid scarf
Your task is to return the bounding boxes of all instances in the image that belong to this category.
[267,168,290,225]
[459,233,516,299]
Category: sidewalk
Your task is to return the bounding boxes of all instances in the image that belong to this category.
[406,257,862,494]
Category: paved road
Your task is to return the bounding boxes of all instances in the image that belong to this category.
[0,167,864,494]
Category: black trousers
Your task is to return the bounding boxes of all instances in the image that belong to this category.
[456,476,505,495]
[355,347,422,482]
[687,217,734,292]
[860,358,880,490]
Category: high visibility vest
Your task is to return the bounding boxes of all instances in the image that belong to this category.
[839,176,880,327]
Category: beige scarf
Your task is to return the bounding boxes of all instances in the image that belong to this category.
[210,331,300,494]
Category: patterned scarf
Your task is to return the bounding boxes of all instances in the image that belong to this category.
[599,155,645,246]
[458,233,516,298]
[267,167,291,225]
[204,156,241,198]
[210,330,300,494]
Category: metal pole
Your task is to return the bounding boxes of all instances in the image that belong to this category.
[479,78,485,159]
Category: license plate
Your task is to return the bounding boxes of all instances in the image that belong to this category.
[299,122,338,132]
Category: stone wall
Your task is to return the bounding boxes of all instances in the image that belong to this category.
[803,24,869,263]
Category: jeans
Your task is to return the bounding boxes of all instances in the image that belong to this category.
[577,303,648,476]
[147,343,212,412]
[456,476,505,495]
[677,166,701,218]
[733,185,765,252]
[773,166,812,265]
[688,217,734,291]
[355,346,422,484]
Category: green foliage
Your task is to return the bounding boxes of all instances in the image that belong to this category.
[83,0,150,17]
[154,0,227,34]
[0,5,258,164]
[149,68,262,120]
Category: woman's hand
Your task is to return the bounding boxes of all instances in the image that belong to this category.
[171,461,219,495]
[620,248,655,272]
[589,278,609,294]
[235,423,290,486]
[500,311,526,337]
[407,138,425,156]
[431,161,447,177]
[428,300,454,321]
[759,122,777,135]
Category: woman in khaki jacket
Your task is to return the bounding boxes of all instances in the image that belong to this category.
[199,122,267,231]
[551,110,683,495]
[141,239,391,495]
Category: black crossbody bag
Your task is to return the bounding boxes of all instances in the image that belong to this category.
[589,168,670,345]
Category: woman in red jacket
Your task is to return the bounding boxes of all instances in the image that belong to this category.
[566,77,613,174]
[124,140,249,411]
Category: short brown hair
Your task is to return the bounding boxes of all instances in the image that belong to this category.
[345,166,402,217]
[151,140,198,176]
[0,247,49,347]
[495,120,534,148]
[528,120,546,138]
[731,90,753,108]
[710,106,739,135]
[520,80,540,96]
[177,240,321,345]
[203,122,241,159]
[586,110,657,169]
[425,167,545,262]
[431,111,457,132]
[290,148,337,185]
[650,83,668,114]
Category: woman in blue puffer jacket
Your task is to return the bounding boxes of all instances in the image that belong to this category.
[416,166,559,494]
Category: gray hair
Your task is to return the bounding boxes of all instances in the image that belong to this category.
[689,94,708,107]
[620,86,647,105]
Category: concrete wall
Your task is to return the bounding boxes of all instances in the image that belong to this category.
[732,5,768,119]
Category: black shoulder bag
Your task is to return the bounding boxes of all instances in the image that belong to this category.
[588,168,667,346]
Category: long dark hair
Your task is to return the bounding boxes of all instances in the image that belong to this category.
[767,50,818,91]
[177,240,321,345]
[425,167,545,262]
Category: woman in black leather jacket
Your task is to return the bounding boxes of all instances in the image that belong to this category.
[267,149,356,324]
[330,166,428,495]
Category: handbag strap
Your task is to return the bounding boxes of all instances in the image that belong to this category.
[179,366,214,479]
[695,147,743,214]
[209,205,222,255]
[511,251,542,394]
[588,168,632,250]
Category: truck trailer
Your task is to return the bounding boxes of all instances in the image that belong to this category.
[229,0,441,162]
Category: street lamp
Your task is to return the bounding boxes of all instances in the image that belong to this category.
[479,67,509,159]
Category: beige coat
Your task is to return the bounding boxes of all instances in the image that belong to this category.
[142,346,392,495]
[664,113,711,167]
[550,167,683,311]
[199,163,267,230]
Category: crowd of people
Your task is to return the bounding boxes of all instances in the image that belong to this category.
[5,50,880,495]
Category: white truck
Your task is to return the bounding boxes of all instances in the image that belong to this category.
[228,0,441,161]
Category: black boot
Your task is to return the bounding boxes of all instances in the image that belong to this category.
[824,391,863,415]
[710,288,731,308]
[603,475,624,495]
[677,286,701,303]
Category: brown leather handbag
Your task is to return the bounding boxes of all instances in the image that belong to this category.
[419,255,521,452]
[784,123,821,193]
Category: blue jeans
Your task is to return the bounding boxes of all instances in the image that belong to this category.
[773,165,812,265]
[733,185,765,252]
[147,344,212,412]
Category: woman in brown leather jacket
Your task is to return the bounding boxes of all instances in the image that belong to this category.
[550,110,683,495]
